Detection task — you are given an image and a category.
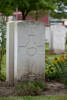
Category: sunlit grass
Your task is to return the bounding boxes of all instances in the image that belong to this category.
[0,95,67,100]
[1,55,6,77]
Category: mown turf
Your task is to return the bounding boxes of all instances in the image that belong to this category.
[0,95,67,100]
[1,55,6,75]
[46,54,64,63]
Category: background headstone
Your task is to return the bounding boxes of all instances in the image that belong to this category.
[49,24,66,54]
[45,26,50,43]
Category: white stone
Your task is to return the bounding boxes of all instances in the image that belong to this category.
[45,27,50,43]
[6,21,45,83]
[6,22,15,85]
[14,21,45,82]
[8,16,13,22]
[64,21,67,26]
[50,24,67,54]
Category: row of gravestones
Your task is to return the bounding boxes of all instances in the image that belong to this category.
[6,21,67,85]
[45,24,67,54]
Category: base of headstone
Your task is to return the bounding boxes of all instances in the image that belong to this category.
[14,73,45,83]
[50,49,65,54]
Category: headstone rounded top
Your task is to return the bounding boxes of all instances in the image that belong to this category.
[17,20,45,26]
[7,20,45,26]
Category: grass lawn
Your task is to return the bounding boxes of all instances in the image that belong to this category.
[65,44,67,52]
[1,55,6,78]
[45,43,66,63]
[0,95,67,100]
[2,55,6,69]
[46,54,63,63]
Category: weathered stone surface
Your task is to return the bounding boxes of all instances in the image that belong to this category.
[14,21,45,82]
[45,26,51,43]
[6,21,45,84]
[6,22,15,85]
[49,24,67,54]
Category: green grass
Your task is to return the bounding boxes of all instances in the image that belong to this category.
[45,43,66,62]
[2,55,6,72]
[45,43,67,53]
[2,55,6,69]
[45,42,67,63]
[46,54,62,63]
[45,43,49,54]
[0,95,67,100]
[65,44,67,52]
[1,55,6,76]
[45,43,49,49]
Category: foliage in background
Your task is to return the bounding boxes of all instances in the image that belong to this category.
[0,17,6,76]
[0,0,67,19]
[0,0,13,16]
[0,72,6,81]
[51,0,67,18]
[8,0,57,20]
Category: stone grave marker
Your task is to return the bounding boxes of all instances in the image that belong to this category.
[6,21,45,84]
[49,24,66,54]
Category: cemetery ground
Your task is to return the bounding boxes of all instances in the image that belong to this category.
[0,43,67,98]
[0,95,67,100]
[0,53,67,98]
[0,9,67,100]
[3,21,67,100]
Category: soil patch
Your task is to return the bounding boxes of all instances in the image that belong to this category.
[42,81,67,96]
[0,81,67,97]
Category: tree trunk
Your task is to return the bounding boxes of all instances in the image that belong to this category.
[23,16,26,20]
[22,10,30,20]
[22,12,26,20]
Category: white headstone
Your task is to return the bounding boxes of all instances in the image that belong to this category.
[50,24,66,54]
[45,27,50,43]
[6,22,15,85]
[6,21,45,83]
[14,21,45,82]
